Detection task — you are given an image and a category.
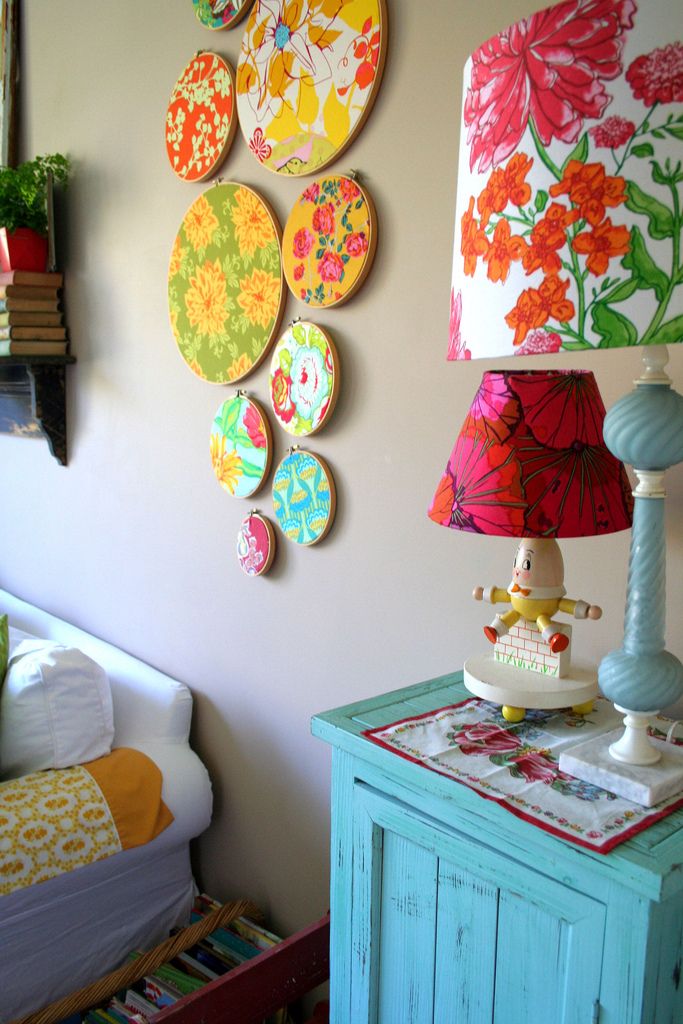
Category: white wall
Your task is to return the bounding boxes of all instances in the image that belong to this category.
[3,0,681,935]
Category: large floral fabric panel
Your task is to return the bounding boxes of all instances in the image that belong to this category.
[448,0,683,360]
[168,183,285,383]
[236,0,387,175]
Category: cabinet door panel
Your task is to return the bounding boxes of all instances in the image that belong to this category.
[433,861,498,1024]
[377,831,438,1023]
[351,783,606,1024]
[494,886,604,1024]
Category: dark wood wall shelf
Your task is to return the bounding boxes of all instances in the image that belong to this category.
[0,355,76,465]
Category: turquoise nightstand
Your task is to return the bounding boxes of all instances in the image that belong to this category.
[312,672,683,1024]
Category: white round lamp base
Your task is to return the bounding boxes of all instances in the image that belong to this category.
[464,655,599,715]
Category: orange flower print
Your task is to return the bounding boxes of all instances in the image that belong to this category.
[185,259,229,336]
[231,187,275,258]
[505,274,575,346]
[237,267,281,327]
[503,153,533,207]
[572,218,631,276]
[477,153,533,226]
[549,161,627,227]
[169,236,186,278]
[521,205,574,276]
[484,219,524,283]
[227,352,253,380]
[461,197,488,276]
[211,434,243,494]
[184,193,219,250]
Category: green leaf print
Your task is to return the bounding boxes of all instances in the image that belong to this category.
[647,315,683,346]
[621,226,669,302]
[592,302,638,348]
[625,181,675,239]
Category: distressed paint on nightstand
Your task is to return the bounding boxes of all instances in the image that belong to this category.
[313,672,683,1024]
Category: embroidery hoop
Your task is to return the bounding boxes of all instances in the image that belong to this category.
[168,181,286,383]
[236,511,276,576]
[272,448,337,546]
[282,173,377,308]
[210,392,273,498]
[269,320,341,436]
[236,0,388,176]
[166,52,238,182]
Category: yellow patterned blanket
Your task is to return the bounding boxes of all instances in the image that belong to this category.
[0,748,173,895]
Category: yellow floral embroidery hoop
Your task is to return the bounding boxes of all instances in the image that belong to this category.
[236,0,388,176]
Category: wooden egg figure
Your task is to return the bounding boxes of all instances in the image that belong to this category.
[468,537,603,724]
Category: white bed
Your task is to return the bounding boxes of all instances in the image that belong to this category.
[0,588,213,1023]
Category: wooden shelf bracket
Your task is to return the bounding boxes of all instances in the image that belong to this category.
[0,356,75,465]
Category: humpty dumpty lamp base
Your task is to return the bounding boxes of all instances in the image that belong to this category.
[469,537,601,722]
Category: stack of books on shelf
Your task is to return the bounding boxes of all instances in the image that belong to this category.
[56,894,294,1024]
[0,268,67,356]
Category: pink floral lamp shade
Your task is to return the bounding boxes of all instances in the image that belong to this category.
[447,0,683,361]
[428,369,633,537]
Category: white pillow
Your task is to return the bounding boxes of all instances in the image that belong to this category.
[0,641,114,779]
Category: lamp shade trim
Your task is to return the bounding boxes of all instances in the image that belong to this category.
[448,0,683,360]
[428,369,634,538]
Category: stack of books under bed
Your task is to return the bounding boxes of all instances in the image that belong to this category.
[0,269,67,357]
[56,893,294,1024]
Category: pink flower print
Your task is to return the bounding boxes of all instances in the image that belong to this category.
[589,115,636,148]
[345,232,368,257]
[340,177,361,203]
[447,288,471,361]
[513,328,563,355]
[301,183,320,203]
[317,250,344,283]
[464,0,636,172]
[467,370,520,445]
[248,127,272,162]
[312,202,335,236]
[292,228,315,259]
[293,263,305,281]
[243,403,266,448]
[451,722,522,755]
[627,42,683,106]
[510,750,558,784]
[427,430,526,536]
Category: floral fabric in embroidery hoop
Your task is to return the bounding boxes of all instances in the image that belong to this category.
[269,321,340,436]
[192,0,254,31]
[272,449,336,545]
[210,393,273,497]
[236,0,387,176]
[237,512,276,576]
[282,174,377,307]
[165,52,238,181]
[168,182,286,383]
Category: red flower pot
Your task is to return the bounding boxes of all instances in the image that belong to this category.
[0,227,49,273]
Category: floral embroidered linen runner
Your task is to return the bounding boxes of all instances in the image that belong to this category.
[363,698,683,852]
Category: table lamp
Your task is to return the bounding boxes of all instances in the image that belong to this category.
[431,0,683,802]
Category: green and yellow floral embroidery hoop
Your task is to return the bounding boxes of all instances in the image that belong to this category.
[168,182,286,383]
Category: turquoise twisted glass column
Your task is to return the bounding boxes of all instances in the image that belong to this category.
[599,373,683,717]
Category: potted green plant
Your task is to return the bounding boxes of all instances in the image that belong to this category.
[0,153,70,273]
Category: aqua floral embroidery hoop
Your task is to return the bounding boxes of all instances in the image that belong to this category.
[272,448,336,545]
[168,182,286,383]
[269,320,340,436]
[210,392,273,497]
